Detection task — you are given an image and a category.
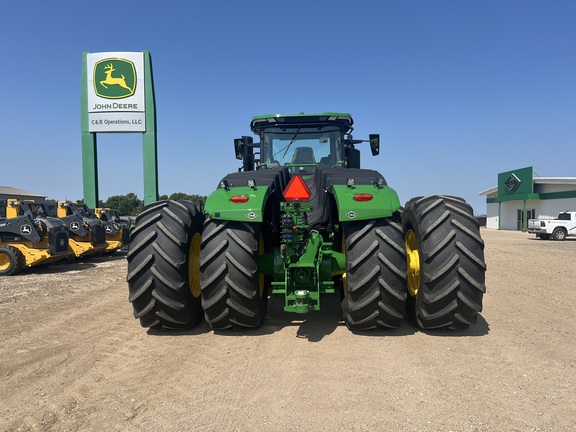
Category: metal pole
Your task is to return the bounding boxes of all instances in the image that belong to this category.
[81,52,99,207]
[142,51,158,206]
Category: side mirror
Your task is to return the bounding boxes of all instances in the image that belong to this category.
[234,136,254,160]
[234,138,244,160]
[369,134,380,156]
[234,136,256,171]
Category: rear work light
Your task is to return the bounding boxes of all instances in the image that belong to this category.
[230,195,249,204]
[353,194,373,202]
[283,176,311,201]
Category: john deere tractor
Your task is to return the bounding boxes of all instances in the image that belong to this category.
[127,113,486,331]
[0,199,70,276]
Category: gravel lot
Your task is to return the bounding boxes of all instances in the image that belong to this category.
[0,228,575,431]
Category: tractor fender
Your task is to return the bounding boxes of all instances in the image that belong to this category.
[204,185,270,223]
[204,167,290,223]
[331,184,401,221]
[305,167,402,224]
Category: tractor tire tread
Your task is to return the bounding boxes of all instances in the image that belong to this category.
[200,220,266,330]
[402,195,486,330]
[127,200,204,329]
[343,213,406,330]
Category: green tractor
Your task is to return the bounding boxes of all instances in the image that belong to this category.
[127,113,486,331]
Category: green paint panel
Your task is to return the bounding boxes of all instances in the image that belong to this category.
[487,189,576,204]
[332,185,401,221]
[81,133,99,208]
[250,112,354,134]
[252,112,352,121]
[81,53,99,208]
[493,193,540,203]
[498,166,534,197]
[142,51,158,205]
[204,186,270,222]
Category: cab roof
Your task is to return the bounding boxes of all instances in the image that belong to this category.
[250,112,354,134]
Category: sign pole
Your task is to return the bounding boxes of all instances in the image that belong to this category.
[81,52,99,208]
[142,51,158,205]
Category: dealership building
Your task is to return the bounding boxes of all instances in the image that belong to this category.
[0,186,46,202]
[479,166,576,231]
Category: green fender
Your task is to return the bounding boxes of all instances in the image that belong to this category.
[331,184,401,221]
[204,186,270,223]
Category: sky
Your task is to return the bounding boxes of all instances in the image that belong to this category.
[1,0,574,215]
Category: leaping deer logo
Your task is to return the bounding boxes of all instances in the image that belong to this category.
[100,63,133,92]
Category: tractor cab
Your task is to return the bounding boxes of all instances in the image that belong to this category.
[234,113,380,173]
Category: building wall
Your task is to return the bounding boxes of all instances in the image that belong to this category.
[500,203,521,230]
[486,203,499,229]
[534,183,575,193]
[484,188,576,230]
[530,198,576,219]
[485,202,522,231]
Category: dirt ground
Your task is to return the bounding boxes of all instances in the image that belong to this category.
[0,228,575,432]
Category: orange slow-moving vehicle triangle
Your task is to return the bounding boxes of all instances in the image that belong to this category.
[283,176,311,201]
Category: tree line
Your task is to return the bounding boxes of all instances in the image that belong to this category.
[79,193,207,216]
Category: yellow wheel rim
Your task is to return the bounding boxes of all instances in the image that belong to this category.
[405,230,420,297]
[188,233,202,298]
[0,253,11,271]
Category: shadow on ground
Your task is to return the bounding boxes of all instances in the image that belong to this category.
[146,294,489,342]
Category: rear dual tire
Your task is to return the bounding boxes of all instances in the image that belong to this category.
[402,195,486,330]
[125,195,486,332]
[127,200,204,330]
[342,213,407,330]
[200,220,267,330]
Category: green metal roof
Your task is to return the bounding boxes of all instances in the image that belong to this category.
[250,112,354,134]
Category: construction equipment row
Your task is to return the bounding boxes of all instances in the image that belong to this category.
[0,199,131,276]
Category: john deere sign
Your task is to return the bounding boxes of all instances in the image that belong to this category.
[81,51,158,208]
[86,52,145,132]
[93,59,136,99]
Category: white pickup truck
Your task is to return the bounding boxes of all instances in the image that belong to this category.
[527,211,576,240]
